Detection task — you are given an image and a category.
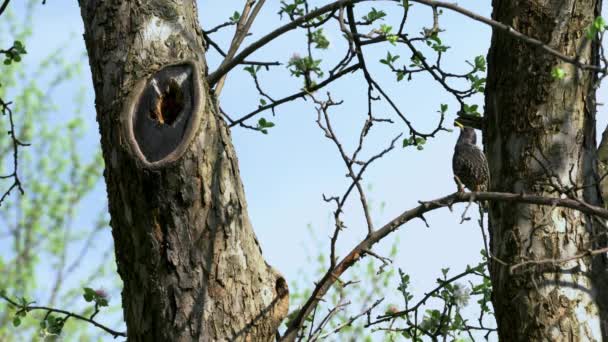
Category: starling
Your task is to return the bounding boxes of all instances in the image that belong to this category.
[452,126,490,193]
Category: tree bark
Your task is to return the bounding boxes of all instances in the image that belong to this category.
[485,0,608,340]
[78,1,288,341]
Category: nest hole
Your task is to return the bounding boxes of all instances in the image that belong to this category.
[149,79,184,126]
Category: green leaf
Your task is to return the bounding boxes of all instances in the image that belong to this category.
[362,7,386,23]
[463,103,481,116]
[396,71,405,81]
[83,287,96,302]
[586,16,606,39]
[551,67,566,80]
[244,65,256,76]
[98,298,109,307]
[593,16,606,31]
[308,29,330,49]
[402,137,413,147]
[230,11,241,23]
[287,55,324,79]
[379,24,392,35]
[474,55,486,72]
[257,118,275,133]
[12,317,21,327]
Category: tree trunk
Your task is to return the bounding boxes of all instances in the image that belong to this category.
[78,1,288,341]
[485,0,608,340]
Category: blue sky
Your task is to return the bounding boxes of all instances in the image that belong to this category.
[2,0,607,340]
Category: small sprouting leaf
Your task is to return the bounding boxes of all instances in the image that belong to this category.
[593,16,607,31]
[12,317,21,327]
[379,24,393,35]
[83,287,96,302]
[425,33,449,52]
[257,118,275,134]
[586,16,606,39]
[474,55,486,72]
[402,137,413,147]
[243,65,256,76]
[279,0,306,18]
[396,71,405,81]
[551,67,566,80]
[308,29,330,49]
[230,11,241,23]
[380,51,400,66]
[98,298,109,307]
[362,7,386,23]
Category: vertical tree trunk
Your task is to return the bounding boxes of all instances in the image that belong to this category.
[485,0,608,340]
[78,1,288,340]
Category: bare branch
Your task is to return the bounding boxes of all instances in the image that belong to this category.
[281,190,608,339]
[315,299,383,340]
[0,99,29,206]
[229,63,361,128]
[410,0,605,72]
[0,0,10,16]
[214,0,267,96]
[207,0,366,86]
[509,246,608,273]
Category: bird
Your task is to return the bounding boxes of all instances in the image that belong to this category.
[452,123,490,195]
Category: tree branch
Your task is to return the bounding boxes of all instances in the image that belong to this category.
[0,292,126,338]
[207,0,365,86]
[281,190,608,340]
[214,0,267,96]
[229,63,361,127]
[0,0,10,16]
[410,0,605,72]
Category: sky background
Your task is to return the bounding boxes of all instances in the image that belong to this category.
[1,0,607,340]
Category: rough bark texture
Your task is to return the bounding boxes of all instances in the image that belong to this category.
[78,1,288,341]
[485,0,608,340]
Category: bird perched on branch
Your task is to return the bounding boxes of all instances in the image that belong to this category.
[452,123,489,195]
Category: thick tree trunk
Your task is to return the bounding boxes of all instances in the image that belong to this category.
[78,1,288,341]
[485,0,608,340]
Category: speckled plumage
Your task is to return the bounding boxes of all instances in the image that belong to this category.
[453,127,489,192]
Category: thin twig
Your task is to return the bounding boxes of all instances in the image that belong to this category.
[281,190,608,339]
[0,293,126,338]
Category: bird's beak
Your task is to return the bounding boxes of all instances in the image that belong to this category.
[454,120,464,129]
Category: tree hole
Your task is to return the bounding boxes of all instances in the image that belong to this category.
[123,61,204,166]
[150,79,184,126]
[275,277,288,298]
